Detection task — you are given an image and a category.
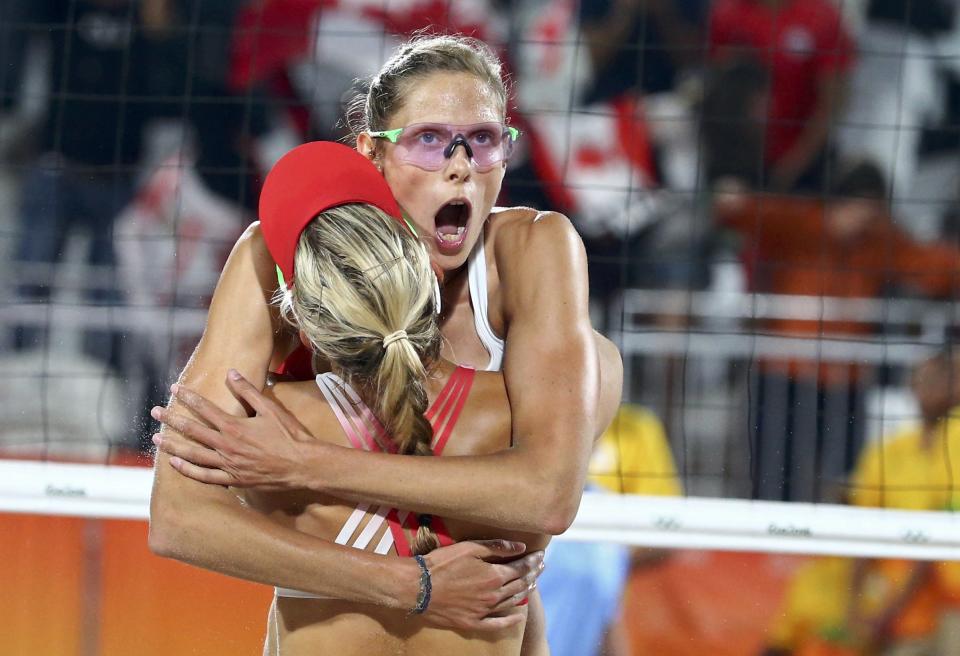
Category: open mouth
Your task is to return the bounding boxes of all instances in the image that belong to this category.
[433,199,471,252]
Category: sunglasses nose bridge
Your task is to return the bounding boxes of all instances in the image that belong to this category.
[443,133,474,161]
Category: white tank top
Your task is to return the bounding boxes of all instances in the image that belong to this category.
[467,235,505,372]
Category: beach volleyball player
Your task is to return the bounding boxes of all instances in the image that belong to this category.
[230,140,553,653]
[150,35,622,630]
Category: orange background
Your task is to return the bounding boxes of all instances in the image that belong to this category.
[0,513,272,656]
[1,512,795,656]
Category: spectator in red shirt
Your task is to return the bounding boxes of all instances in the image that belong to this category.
[708,0,854,191]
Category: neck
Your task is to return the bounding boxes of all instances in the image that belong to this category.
[424,359,459,399]
[438,263,470,322]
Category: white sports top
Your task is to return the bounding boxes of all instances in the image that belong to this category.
[467,234,505,372]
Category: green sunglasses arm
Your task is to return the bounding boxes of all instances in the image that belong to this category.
[367,128,404,144]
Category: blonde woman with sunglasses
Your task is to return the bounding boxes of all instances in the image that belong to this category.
[150,35,622,636]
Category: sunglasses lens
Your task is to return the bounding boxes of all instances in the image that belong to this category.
[392,123,516,171]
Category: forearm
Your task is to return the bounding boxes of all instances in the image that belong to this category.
[148,222,415,607]
[308,441,582,535]
[149,468,411,606]
[776,113,831,180]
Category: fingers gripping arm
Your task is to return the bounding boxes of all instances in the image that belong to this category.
[148,226,540,625]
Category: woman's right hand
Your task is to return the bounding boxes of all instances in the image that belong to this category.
[418,540,545,631]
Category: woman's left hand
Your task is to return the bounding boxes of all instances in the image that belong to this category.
[151,369,315,489]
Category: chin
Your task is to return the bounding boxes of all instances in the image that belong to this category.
[431,248,472,273]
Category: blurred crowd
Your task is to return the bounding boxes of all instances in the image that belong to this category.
[0,0,957,444]
[1,1,960,654]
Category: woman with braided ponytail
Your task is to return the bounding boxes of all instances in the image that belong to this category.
[217,144,548,654]
[150,33,622,639]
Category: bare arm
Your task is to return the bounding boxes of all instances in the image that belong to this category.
[149,224,536,628]
[158,214,620,533]
[149,223,407,600]
[304,214,609,532]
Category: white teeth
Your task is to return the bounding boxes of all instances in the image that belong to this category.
[438,227,466,243]
[449,200,465,206]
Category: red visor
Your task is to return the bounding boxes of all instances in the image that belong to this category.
[259,141,404,285]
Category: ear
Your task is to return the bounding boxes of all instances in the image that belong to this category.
[356,133,376,161]
[298,329,311,349]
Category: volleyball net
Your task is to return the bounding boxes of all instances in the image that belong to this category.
[1,0,960,566]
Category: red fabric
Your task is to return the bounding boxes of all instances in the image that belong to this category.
[384,366,474,556]
[613,95,658,186]
[386,510,455,557]
[424,365,475,456]
[708,0,853,164]
[526,118,579,213]
[274,344,313,379]
[229,0,331,90]
[526,94,657,216]
[230,0,495,91]
[258,141,404,284]
[360,1,488,42]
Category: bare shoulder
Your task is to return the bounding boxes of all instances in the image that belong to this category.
[231,220,271,263]
[263,380,318,408]
[487,206,586,280]
[265,380,344,444]
[488,206,584,263]
[263,380,325,422]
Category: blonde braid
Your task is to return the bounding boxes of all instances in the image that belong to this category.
[279,204,442,554]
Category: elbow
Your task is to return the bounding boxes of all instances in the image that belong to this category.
[508,473,579,535]
[148,499,180,558]
[513,450,586,535]
[148,487,200,560]
[529,480,582,535]
[541,512,575,536]
[540,496,580,535]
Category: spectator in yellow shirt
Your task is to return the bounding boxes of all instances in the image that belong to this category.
[590,404,682,497]
[846,350,960,655]
[763,350,960,656]
[763,556,858,656]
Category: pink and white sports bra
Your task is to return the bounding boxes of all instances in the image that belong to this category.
[275,365,476,599]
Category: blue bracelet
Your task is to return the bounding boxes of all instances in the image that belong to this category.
[410,554,432,615]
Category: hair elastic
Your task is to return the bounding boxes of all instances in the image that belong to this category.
[383,330,409,349]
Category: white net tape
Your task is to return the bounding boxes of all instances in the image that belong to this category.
[2,461,957,561]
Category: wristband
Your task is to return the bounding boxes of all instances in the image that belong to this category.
[409,554,432,615]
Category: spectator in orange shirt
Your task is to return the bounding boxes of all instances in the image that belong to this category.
[715,161,960,501]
